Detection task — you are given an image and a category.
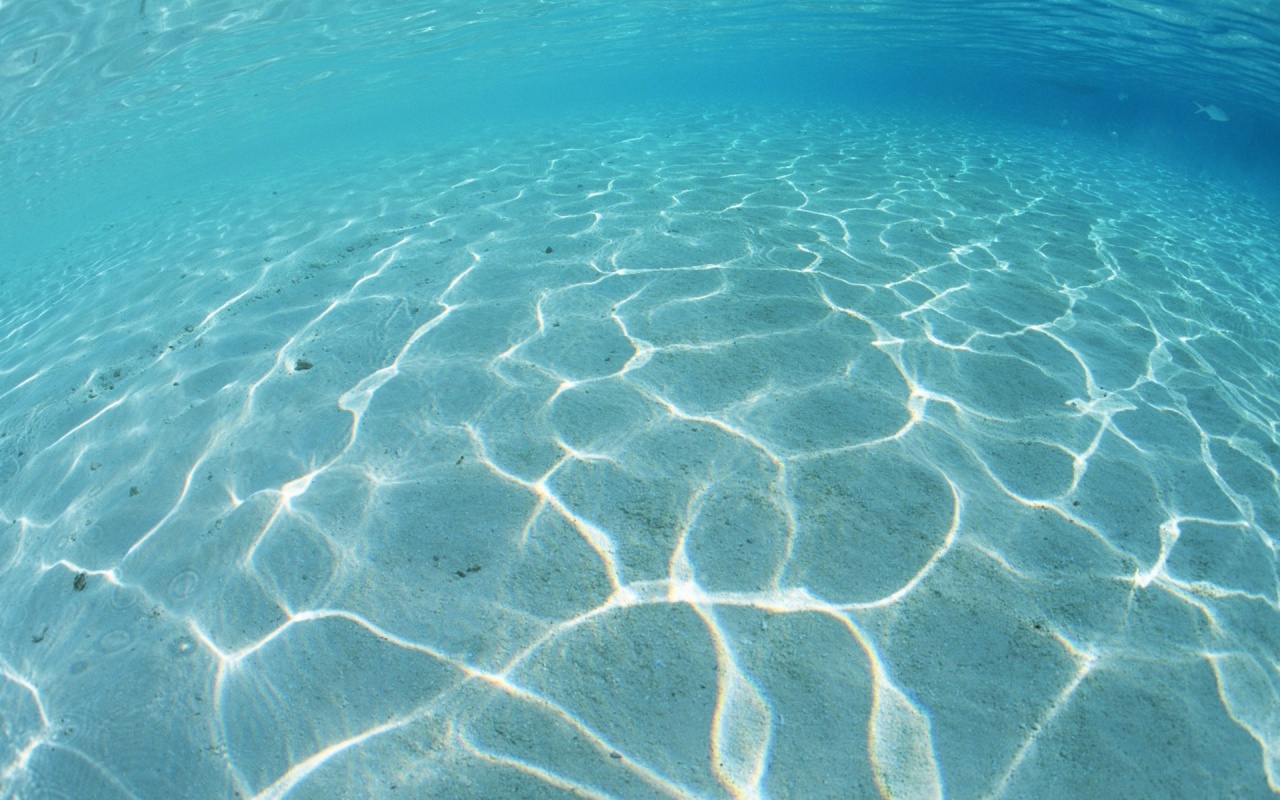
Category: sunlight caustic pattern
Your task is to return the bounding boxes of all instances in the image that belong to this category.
[1,108,1278,798]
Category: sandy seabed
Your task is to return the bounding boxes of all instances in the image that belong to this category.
[2,106,1279,799]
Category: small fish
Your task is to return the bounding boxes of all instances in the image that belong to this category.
[1194,102,1229,122]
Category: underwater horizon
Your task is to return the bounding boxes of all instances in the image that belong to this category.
[2,2,1280,798]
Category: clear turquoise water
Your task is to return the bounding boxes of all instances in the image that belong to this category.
[2,3,1279,799]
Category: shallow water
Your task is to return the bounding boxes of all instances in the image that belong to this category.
[2,3,1280,799]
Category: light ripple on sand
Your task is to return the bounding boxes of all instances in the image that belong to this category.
[0,107,1278,798]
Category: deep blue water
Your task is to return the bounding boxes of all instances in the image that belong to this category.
[2,2,1279,799]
